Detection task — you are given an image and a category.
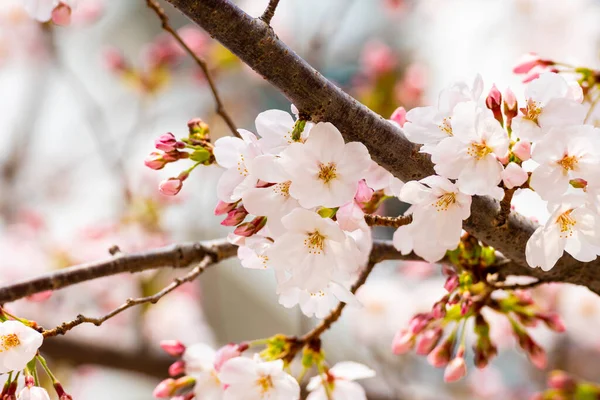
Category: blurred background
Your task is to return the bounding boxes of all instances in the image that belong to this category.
[1,0,600,398]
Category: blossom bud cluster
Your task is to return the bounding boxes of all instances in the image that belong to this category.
[208,107,403,318]
[145,119,214,196]
[396,67,600,271]
[391,237,564,382]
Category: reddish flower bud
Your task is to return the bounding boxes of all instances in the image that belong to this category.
[160,340,186,357]
[503,87,518,128]
[169,360,186,377]
[427,333,456,368]
[432,296,448,319]
[416,327,443,355]
[234,216,267,237]
[392,329,414,355]
[548,370,576,392]
[159,178,183,196]
[145,152,167,170]
[221,206,248,226]
[408,313,433,335]
[443,355,467,383]
[512,140,531,161]
[188,118,210,138]
[355,180,374,203]
[513,53,554,75]
[153,378,176,398]
[155,133,184,152]
[486,85,503,126]
[444,275,459,293]
[390,106,407,127]
[536,312,566,333]
[51,3,72,26]
[570,178,588,189]
[214,200,239,216]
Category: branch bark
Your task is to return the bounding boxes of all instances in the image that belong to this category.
[161,0,600,295]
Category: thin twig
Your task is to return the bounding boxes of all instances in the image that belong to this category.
[42,255,213,337]
[495,187,516,227]
[364,214,412,228]
[145,0,240,138]
[260,0,280,25]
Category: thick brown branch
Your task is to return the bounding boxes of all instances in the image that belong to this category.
[259,0,280,25]
[42,255,214,338]
[145,0,240,138]
[161,0,600,295]
[0,239,236,304]
[364,214,412,228]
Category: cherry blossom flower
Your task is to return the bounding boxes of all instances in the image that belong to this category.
[512,73,586,142]
[278,281,358,319]
[17,386,51,400]
[182,343,226,399]
[237,236,273,270]
[219,356,300,400]
[393,176,471,262]
[268,208,361,292]
[306,362,375,400]
[403,75,483,154]
[278,122,371,208]
[501,162,528,189]
[241,181,300,236]
[431,101,508,199]
[526,197,600,270]
[529,125,600,201]
[0,320,43,373]
[254,109,311,154]
[214,130,261,203]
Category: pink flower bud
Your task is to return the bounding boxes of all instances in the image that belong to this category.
[390,107,407,127]
[153,379,176,398]
[486,85,503,125]
[416,327,443,355]
[427,333,457,368]
[392,329,414,355]
[103,47,127,73]
[214,200,239,216]
[513,53,554,75]
[432,300,447,319]
[408,313,432,334]
[460,297,473,316]
[234,217,267,237]
[51,3,72,26]
[169,360,186,377]
[160,340,186,357]
[221,206,248,226]
[444,275,459,293]
[159,178,183,196]
[548,371,576,391]
[188,118,210,137]
[443,356,467,383]
[355,180,374,203]
[501,162,528,189]
[145,152,167,170]
[155,133,184,152]
[536,312,566,333]
[512,140,531,161]
[570,178,588,189]
[214,343,244,371]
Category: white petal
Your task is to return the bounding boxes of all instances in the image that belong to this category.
[329,362,376,381]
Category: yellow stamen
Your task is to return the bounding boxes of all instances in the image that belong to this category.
[524,99,542,122]
[466,142,493,160]
[556,210,576,238]
[557,154,579,172]
[317,163,337,184]
[273,181,291,197]
[257,375,274,394]
[305,231,326,255]
[237,155,249,176]
[434,192,456,212]
[438,117,453,136]
[0,334,20,352]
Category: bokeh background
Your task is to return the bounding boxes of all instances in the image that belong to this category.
[1,0,600,398]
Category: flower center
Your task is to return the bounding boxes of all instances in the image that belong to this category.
[466,141,493,160]
[305,231,326,255]
[237,155,249,176]
[434,192,456,212]
[256,375,274,394]
[317,163,337,184]
[557,154,579,172]
[0,334,20,352]
[438,117,453,136]
[556,209,576,238]
[273,181,291,197]
[310,290,326,297]
[523,99,542,123]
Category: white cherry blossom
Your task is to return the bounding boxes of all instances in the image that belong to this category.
[237,236,274,270]
[363,160,404,195]
[431,101,508,199]
[219,356,300,400]
[254,109,311,154]
[183,343,226,400]
[526,197,600,270]
[17,387,50,400]
[393,176,472,262]
[242,181,299,237]
[0,320,43,373]
[278,122,371,208]
[268,208,361,292]
[512,73,586,141]
[278,281,358,319]
[403,74,483,154]
[21,0,57,21]
[529,125,600,201]
[306,362,375,400]
[214,130,262,203]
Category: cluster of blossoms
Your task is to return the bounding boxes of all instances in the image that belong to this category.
[397,66,600,271]
[391,235,565,383]
[153,339,375,400]
[0,316,72,399]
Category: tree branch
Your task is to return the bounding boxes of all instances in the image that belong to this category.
[0,239,237,304]
[364,214,412,228]
[259,0,280,25]
[145,0,241,138]
[161,0,600,295]
[42,255,214,338]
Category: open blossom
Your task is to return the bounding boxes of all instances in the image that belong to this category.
[241,180,299,237]
[237,236,273,270]
[529,125,600,201]
[431,101,508,199]
[182,343,226,399]
[214,130,261,203]
[268,208,361,292]
[254,109,311,154]
[278,281,358,319]
[0,321,43,373]
[512,73,586,142]
[307,362,375,400]
[526,197,600,270]
[403,75,482,154]
[219,356,300,400]
[17,387,50,400]
[278,122,371,208]
[393,176,471,262]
